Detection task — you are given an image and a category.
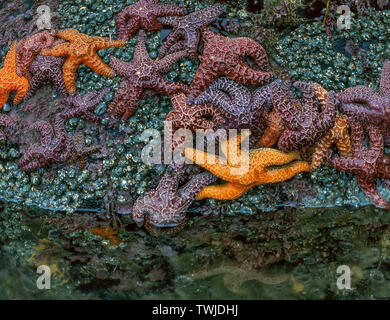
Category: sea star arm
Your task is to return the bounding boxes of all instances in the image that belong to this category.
[357,176,390,209]
[183,30,201,58]
[30,121,54,146]
[228,61,274,87]
[193,89,234,116]
[270,82,301,131]
[41,42,70,57]
[380,60,390,97]
[166,40,187,55]
[0,114,15,142]
[184,147,232,180]
[92,37,126,49]
[196,182,251,200]
[108,81,143,121]
[220,133,247,167]
[157,171,180,194]
[315,90,337,132]
[18,147,47,172]
[251,148,302,168]
[349,117,365,155]
[340,86,383,111]
[55,29,79,41]
[116,14,141,41]
[159,4,184,17]
[257,110,284,148]
[108,55,129,78]
[312,82,328,107]
[339,102,378,123]
[49,70,68,98]
[85,87,110,107]
[311,116,351,170]
[334,116,351,155]
[187,65,217,104]
[83,54,116,78]
[0,89,9,109]
[62,57,81,94]
[194,4,223,27]
[157,49,188,73]
[326,153,355,173]
[158,29,185,59]
[24,72,46,101]
[132,195,149,225]
[3,42,17,69]
[157,16,179,28]
[157,78,189,96]
[13,78,29,105]
[310,129,335,170]
[259,160,310,184]
[179,172,217,201]
[252,85,272,111]
[210,77,252,107]
[236,37,270,71]
[366,123,384,161]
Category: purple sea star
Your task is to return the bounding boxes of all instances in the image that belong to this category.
[192,77,273,144]
[271,80,337,152]
[18,87,110,172]
[116,0,185,41]
[157,4,223,59]
[107,30,188,121]
[327,117,390,210]
[132,163,217,229]
[339,60,390,145]
[24,55,67,101]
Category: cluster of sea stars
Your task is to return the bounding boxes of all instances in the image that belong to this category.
[126,0,390,229]
[0,27,125,173]
[1,0,390,234]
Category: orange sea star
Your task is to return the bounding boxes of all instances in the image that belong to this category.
[0,42,29,108]
[41,29,126,94]
[256,110,284,148]
[90,227,121,245]
[184,132,309,200]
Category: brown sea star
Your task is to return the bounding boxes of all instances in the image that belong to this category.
[327,117,390,209]
[116,0,185,41]
[187,27,275,104]
[107,30,188,121]
[157,4,223,59]
[41,29,126,94]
